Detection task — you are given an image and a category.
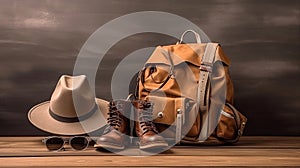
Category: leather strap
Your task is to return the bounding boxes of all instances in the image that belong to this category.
[139,67,172,93]
[138,47,175,93]
[197,43,219,141]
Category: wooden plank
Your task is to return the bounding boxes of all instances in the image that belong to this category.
[0,156,299,167]
[0,136,299,167]
[1,148,299,157]
[1,136,299,147]
[0,136,299,157]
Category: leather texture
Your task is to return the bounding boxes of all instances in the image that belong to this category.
[94,100,131,149]
[133,100,168,149]
[137,36,247,144]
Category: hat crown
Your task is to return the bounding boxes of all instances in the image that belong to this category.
[49,75,96,119]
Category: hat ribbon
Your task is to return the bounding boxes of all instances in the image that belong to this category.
[48,104,98,123]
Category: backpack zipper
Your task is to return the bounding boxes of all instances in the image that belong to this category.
[221,110,234,119]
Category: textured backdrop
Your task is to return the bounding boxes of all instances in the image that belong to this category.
[0,0,299,135]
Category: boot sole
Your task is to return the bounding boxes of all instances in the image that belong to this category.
[94,142,125,150]
[139,142,168,150]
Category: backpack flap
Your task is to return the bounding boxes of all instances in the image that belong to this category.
[139,45,203,99]
[147,96,188,126]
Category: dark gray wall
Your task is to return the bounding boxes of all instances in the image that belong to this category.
[0,0,299,136]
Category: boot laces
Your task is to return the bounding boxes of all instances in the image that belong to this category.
[106,102,123,131]
[139,102,158,134]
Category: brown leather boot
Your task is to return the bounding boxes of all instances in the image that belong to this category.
[94,100,131,150]
[133,100,168,150]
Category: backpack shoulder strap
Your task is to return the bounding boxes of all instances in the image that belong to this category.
[197,43,219,141]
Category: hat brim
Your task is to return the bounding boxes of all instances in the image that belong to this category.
[28,98,109,135]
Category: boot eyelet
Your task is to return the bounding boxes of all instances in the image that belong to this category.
[157,112,164,118]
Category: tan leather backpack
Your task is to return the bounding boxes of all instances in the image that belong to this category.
[136,30,247,144]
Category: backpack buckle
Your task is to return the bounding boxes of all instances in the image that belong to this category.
[199,62,213,72]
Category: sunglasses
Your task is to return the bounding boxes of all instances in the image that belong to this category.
[42,136,90,151]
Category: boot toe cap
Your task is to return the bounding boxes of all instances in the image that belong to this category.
[94,133,126,150]
[140,134,168,149]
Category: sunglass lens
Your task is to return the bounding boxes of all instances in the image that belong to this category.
[45,137,64,151]
[70,137,89,150]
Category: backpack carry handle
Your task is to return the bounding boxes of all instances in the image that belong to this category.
[178,29,202,44]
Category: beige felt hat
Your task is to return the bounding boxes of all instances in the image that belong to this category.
[28,75,108,135]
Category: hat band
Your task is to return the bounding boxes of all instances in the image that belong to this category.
[49,104,98,123]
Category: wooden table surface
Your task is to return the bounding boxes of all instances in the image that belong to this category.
[0,136,299,167]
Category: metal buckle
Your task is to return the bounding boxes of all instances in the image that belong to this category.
[199,63,212,72]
